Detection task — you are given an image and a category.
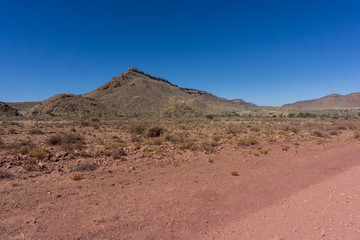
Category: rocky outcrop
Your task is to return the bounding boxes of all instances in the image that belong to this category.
[0,102,21,117]
[126,67,177,86]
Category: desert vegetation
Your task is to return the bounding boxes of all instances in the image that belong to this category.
[1,112,360,180]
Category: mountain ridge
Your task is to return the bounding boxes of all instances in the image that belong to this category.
[283,92,360,109]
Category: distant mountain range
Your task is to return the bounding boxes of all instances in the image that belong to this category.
[283,93,360,110]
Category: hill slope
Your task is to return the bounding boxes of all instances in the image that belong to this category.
[283,93,360,110]
[0,102,21,117]
[83,67,255,116]
[28,94,117,118]
[7,101,40,115]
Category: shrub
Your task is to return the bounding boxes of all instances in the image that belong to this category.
[8,128,17,134]
[354,131,360,139]
[0,171,14,180]
[283,126,298,134]
[70,173,83,181]
[29,129,44,135]
[19,146,29,155]
[62,133,84,145]
[201,140,217,154]
[312,131,324,138]
[0,138,4,146]
[80,121,90,127]
[180,140,197,151]
[145,126,164,138]
[46,133,84,148]
[250,126,260,132]
[338,125,347,130]
[104,141,125,149]
[164,133,184,143]
[260,149,269,155]
[226,123,244,135]
[316,139,327,145]
[111,148,127,159]
[237,137,258,146]
[128,123,146,135]
[46,135,63,145]
[211,135,222,142]
[297,112,317,118]
[287,113,296,118]
[102,150,112,156]
[231,171,238,176]
[29,148,49,158]
[70,161,98,172]
[281,145,290,151]
[330,131,338,136]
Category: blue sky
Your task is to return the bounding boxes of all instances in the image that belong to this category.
[1,0,360,106]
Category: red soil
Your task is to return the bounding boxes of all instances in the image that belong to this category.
[1,135,360,239]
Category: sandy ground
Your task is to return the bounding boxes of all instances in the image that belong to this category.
[1,135,360,239]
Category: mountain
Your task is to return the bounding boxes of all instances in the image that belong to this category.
[0,102,21,117]
[283,93,360,110]
[83,67,255,116]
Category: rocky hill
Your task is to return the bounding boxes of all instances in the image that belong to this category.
[283,93,360,109]
[83,67,255,116]
[10,68,256,118]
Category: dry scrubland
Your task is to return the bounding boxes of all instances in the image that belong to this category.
[1,112,360,180]
[1,112,360,239]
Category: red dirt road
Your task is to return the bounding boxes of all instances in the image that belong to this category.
[199,161,360,240]
[1,136,360,239]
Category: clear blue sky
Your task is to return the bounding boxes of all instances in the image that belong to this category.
[1,0,360,106]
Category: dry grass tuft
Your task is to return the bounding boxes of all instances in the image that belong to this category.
[237,136,258,146]
[70,173,83,181]
[29,148,49,158]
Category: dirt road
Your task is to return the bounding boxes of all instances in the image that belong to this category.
[1,136,360,239]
